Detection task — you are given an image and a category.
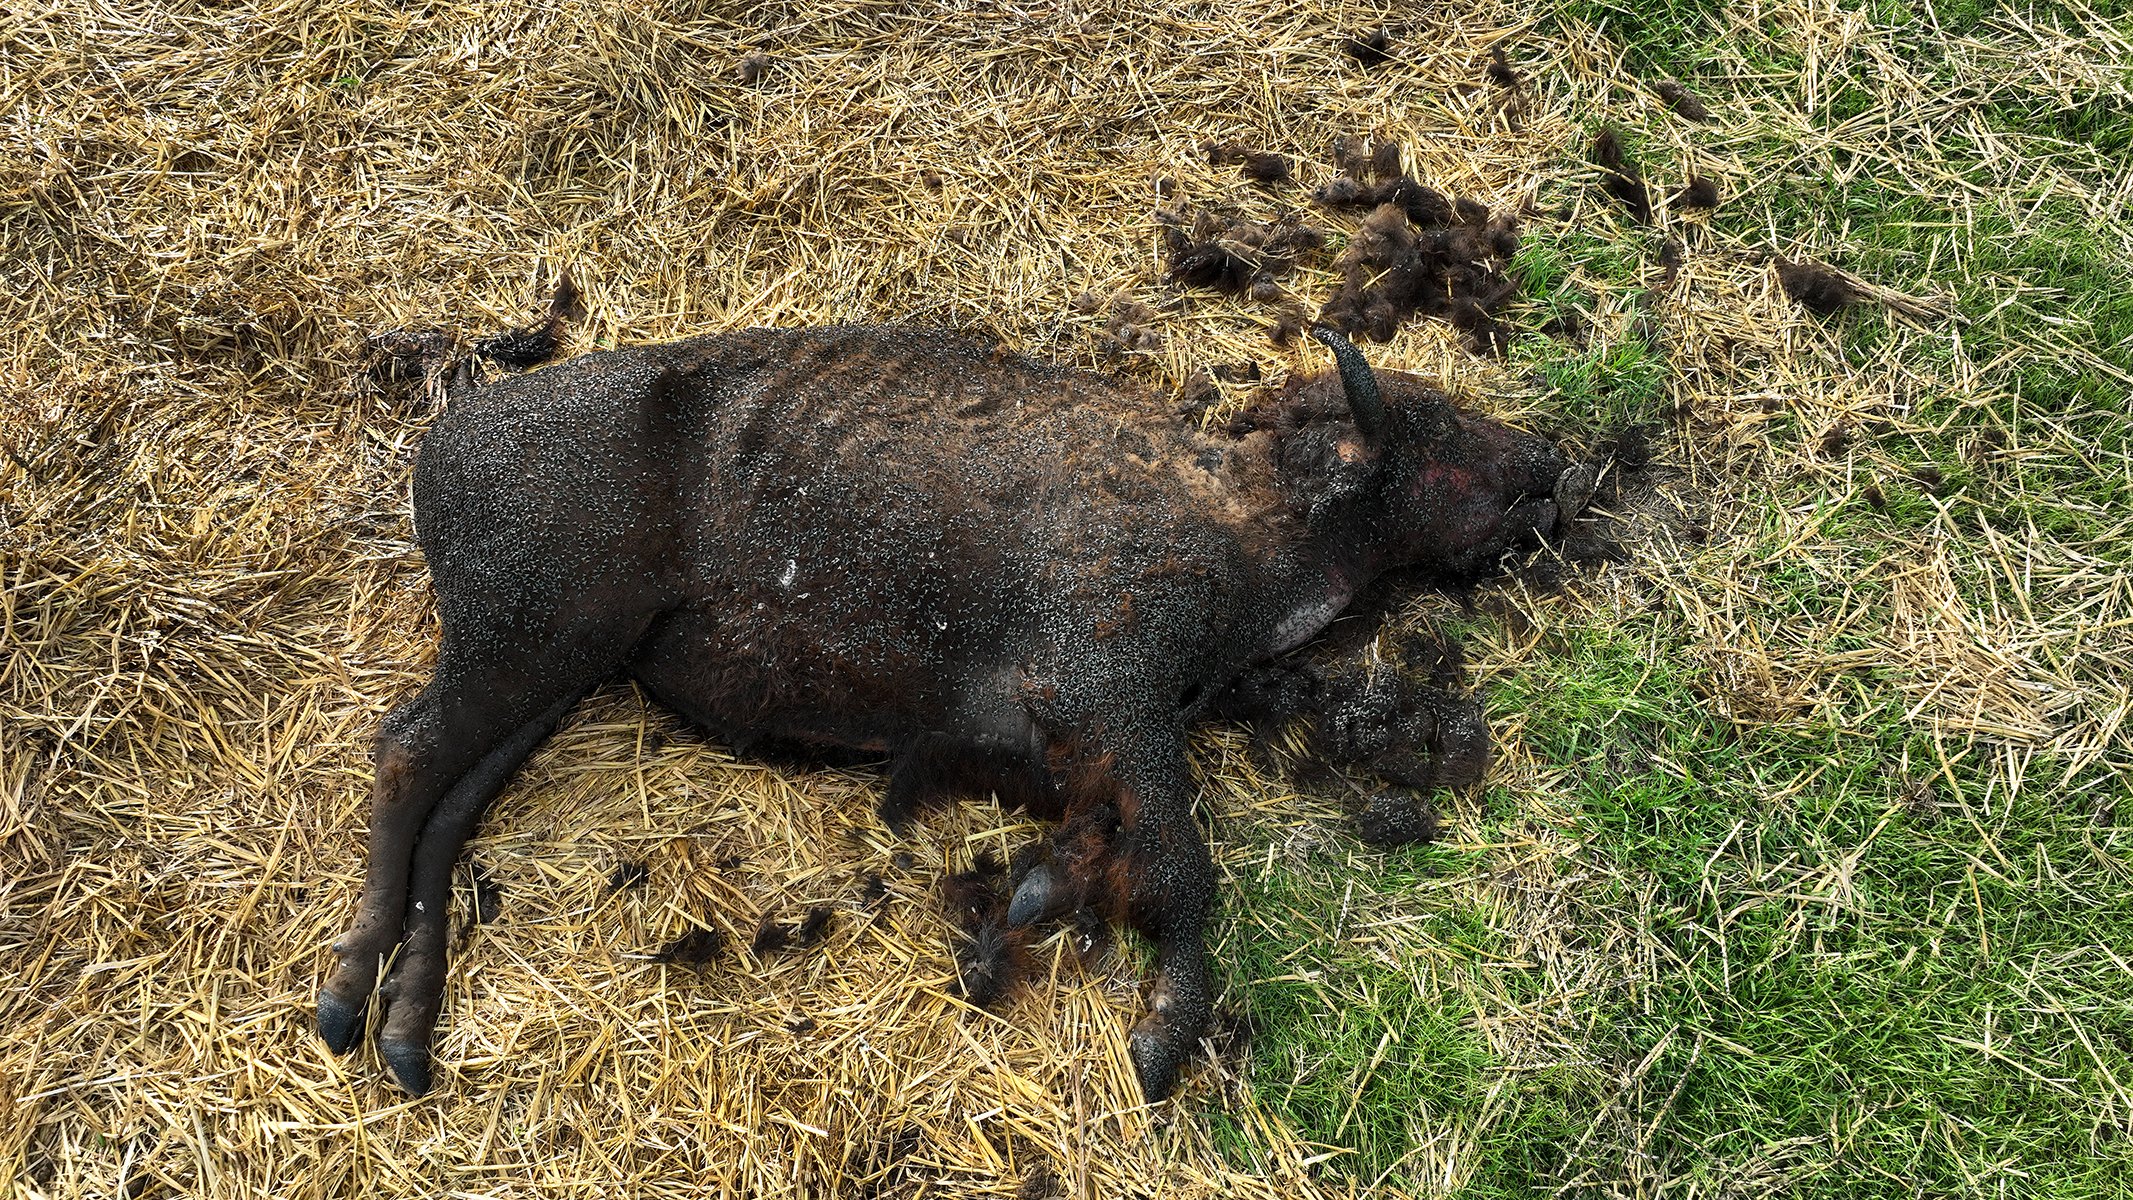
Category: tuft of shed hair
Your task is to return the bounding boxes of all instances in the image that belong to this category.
[1673,175,1720,210]
[655,926,724,968]
[1314,192,1521,354]
[1206,140,1293,187]
[1486,45,1520,89]
[606,861,650,893]
[747,905,835,956]
[941,856,1029,1008]
[1653,79,1711,121]
[1312,139,1460,232]
[1592,128,1652,222]
[1778,259,1863,314]
[1160,207,1324,298]
[1341,28,1393,67]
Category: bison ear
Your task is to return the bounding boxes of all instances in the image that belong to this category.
[1308,327,1386,443]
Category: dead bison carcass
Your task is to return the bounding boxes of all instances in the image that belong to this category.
[320,314,1572,1100]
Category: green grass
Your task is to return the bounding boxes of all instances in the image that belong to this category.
[1509,225,1668,434]
[1222,614,2133,1194]
[1216,1,2133,1191]
[1514,623,2133,1194]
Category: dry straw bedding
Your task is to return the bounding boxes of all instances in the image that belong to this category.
[3,0,2129,1197]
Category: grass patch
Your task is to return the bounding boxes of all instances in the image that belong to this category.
[1223,612,2132,1193]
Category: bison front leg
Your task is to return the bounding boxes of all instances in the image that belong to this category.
[1123,796,1216,1104]
[1021,724,1215,1103]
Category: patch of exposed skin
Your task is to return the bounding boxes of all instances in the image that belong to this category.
[320,314,1571,1103]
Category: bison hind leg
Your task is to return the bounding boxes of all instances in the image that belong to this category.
[879,734,1054,833]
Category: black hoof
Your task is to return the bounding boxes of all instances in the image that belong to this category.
[379,1038,434,1096]
[316,992,367,1055]
[1006,863,1056,928]
[1129,1029,1182,1102]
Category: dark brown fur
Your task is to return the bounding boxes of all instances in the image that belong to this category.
[1316,200,1521,354]
[1672,176,1720,210]
[1592,128,1653,222]
[656,926,724,967]
[1206,141,1294,187]
[1210,632,1481,846]
[943,855,1031,1006]
[1486,45,1521,89]
[1778,259,1861,314]
[1342,29,1393,67]
[1160,207,1323,297]
[1653,80,1711,121]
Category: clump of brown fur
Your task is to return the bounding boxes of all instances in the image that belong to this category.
[1486,45,1521,89]
[1653,79,1711,121]
[1267,308,1309,345]
[1342,28,1393,67]
[1206,140,1293,187]
[1082,294,1165,353]
[750,915,790,955]
[655,926,724,968]
[1174,369,1220,419]
[1313,137,1458,228]
[942,855,1030,1008]
[1307,137,1519,351]
[1159,206,1324,299]
[1317,199,1521,354]
[1777,259,1862,314]
[736,51,772,86]
[1659,236,1686,286]
[1210,632,1482,846]
[1592,128,1652,222]
[1673,175,1720,210]
[750,904,835,955]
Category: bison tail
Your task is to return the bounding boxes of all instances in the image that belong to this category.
[474,269,583,371]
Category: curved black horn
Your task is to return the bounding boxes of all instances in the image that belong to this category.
[1308,326,1386,440]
